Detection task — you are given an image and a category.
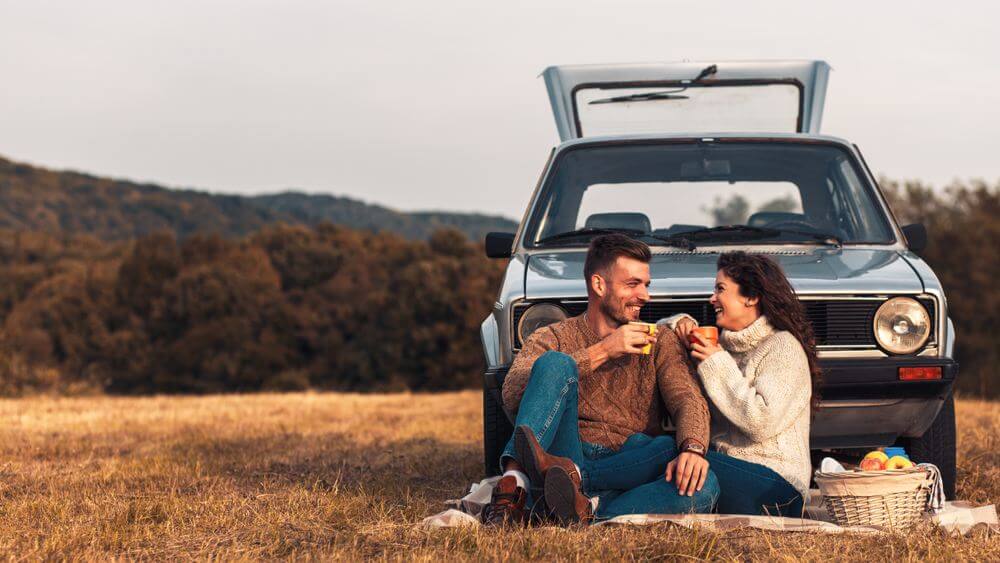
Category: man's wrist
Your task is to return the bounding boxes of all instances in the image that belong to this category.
[679,438,706,457]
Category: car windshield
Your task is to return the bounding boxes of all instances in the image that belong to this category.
[524,141,895,248]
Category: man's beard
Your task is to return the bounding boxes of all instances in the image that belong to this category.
[599,294,640,326]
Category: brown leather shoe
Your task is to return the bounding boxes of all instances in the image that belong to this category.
[513,424,581,503]
[480,476,528,527]
[544,465,594,525]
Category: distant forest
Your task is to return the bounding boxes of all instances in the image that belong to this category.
[0,156,518,242]
[0,154,996,397]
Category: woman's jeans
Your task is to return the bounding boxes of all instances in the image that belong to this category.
[500,351,718,519]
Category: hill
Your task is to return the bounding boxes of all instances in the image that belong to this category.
[0,155,518,241]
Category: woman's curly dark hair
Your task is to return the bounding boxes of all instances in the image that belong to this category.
[717,251,822,412]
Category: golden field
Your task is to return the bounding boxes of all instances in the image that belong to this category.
[0,391,996,561]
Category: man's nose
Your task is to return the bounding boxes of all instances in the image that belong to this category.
[638,286,650,302]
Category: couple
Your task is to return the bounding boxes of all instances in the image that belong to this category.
[482,234,820,526]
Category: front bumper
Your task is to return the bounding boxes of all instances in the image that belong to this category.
[484,356,958,449]
[811,357,958,448]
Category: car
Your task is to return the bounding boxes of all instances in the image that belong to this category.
[480,60,959,497]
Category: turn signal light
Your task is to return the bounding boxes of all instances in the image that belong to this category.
[898,366,942,381]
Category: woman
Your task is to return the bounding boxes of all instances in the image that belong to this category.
[668,251,820,515]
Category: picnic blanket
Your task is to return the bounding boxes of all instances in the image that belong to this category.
[419,476,999,536]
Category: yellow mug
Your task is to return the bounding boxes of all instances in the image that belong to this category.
[629,321,657,354]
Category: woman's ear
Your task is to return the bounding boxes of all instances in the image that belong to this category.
[745,295,760,308]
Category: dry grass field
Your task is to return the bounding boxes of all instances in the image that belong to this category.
[0,391,996,560]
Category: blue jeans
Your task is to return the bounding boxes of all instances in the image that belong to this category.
[705,451,805,516]
[500,351,718,519]
[554,410,806,516]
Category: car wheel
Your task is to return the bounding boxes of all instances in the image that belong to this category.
[483,387,514,477]
[899,393,956,499]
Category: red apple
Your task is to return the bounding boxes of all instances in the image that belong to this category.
[859,458,885,471]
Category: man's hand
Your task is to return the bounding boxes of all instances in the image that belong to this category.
[665,452,710,496]
[689,333,723,363]
[673,317,698,349]
[600,323,657,360]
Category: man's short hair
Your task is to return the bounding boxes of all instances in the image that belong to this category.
[583,234,652,284]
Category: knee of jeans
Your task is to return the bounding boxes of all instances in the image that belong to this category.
[532,351,579,382]
[700,469,721,500]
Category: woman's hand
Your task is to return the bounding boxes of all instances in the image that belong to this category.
[689,333,722,363]
[665,452,709,496]
[673,317,698,349]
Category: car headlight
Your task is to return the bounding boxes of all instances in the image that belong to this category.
[873,297,931,354]
[517,303,568,345]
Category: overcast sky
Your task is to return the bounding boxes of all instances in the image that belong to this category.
[1,1,998,219]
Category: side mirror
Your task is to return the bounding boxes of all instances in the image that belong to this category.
[901,223,928,254]
[484,232,515,258]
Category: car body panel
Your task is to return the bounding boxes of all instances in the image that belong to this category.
[543,60,831,141]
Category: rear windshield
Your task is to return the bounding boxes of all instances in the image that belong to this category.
[525,141,896,247]
[575,83,801,136]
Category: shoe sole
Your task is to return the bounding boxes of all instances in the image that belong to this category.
[513,425,545,502]
[545,465,587,525]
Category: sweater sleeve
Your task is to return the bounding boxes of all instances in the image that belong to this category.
[696,333,811,442]
[658,313,698,330]
[501,326,594,416]
[654,330,711,448]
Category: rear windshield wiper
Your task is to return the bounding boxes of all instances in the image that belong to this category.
[535,227,647,245]
[589,64,718,105]
[590,91,689,104]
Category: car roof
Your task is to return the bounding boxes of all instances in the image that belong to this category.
[552,131,856,152]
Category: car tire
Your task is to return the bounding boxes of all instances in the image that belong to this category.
[900,393,956,499]
[483,387,514,477]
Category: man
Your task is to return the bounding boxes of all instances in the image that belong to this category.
[481,234,716,527]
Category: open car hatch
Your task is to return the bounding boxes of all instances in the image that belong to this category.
[542,60,831,141]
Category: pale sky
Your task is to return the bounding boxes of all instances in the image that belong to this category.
[1,1,998,219]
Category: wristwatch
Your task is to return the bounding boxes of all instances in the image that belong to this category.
[680,438,706,457]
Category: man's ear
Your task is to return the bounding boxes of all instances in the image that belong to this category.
[591,273,606,297]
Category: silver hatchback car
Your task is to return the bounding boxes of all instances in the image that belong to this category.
[480,60,958,496]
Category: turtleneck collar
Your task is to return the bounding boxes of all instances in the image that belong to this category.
[719,315,774,353]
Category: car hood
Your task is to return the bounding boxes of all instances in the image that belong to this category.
[524,248,923,299]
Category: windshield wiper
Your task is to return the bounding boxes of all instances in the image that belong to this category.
[589,64,718,105]
[770,229,843,248]
[655,225,843,248]
[658,225,781,242]
[644,234,696,251]
[535,227,647,245]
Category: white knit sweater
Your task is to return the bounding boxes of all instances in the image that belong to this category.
[663,315,813,497]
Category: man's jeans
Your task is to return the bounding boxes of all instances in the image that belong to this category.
[500,351,718,519]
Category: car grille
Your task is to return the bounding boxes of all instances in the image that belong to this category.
[512,297,936,349]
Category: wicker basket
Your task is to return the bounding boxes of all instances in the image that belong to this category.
[814,468,932,530]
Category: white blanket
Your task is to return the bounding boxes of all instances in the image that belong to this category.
[419,476,999,536]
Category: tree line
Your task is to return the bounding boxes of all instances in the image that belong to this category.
[0,225,504,395]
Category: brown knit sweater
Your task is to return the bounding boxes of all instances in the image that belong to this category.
[502,315,711,451]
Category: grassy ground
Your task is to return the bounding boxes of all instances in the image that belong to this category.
[0,391,996,560]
